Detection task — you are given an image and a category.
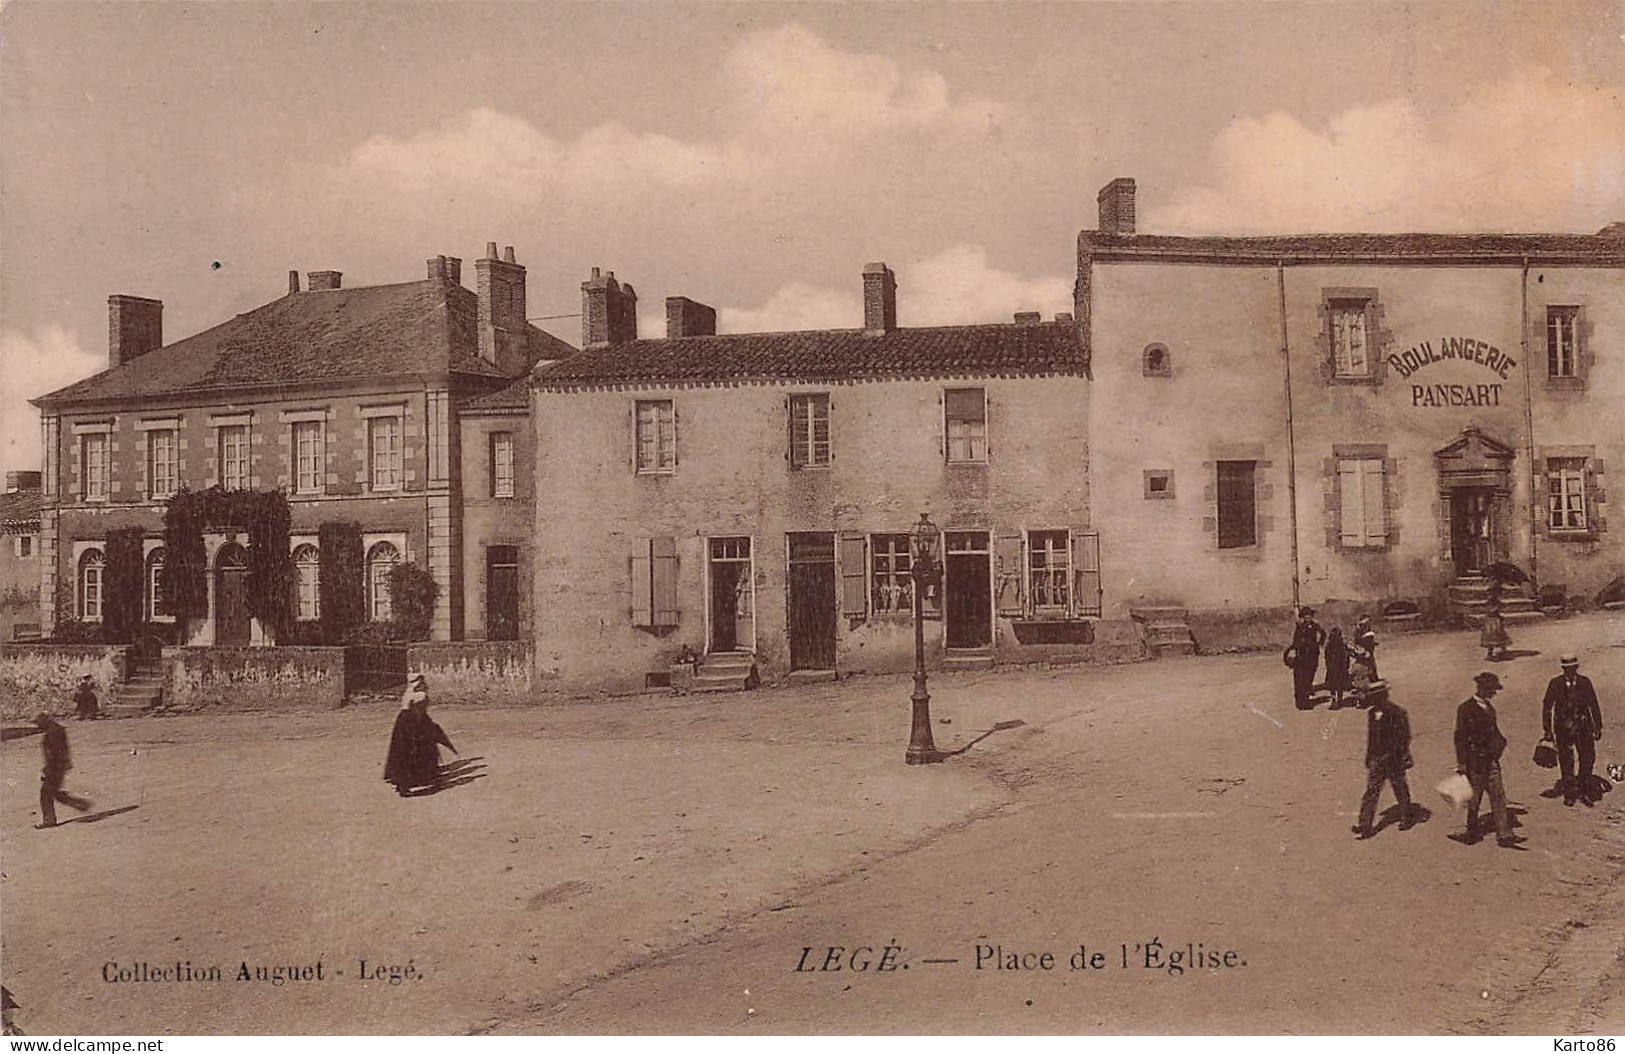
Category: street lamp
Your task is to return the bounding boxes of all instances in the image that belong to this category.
[907,512,943,765]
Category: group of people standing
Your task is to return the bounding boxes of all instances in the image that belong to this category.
[1287,608,1379,711]
[1285,608,1608,850]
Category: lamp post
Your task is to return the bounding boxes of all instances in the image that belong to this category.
[906,512,943,765]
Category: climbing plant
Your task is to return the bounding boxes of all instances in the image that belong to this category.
[161,487,293,642]
[102,527,146,644]
[318,521,365,643]
[387,561,440,642]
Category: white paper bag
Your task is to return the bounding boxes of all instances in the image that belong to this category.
[1436,772,1473,808]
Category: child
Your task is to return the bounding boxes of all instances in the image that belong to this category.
[1324,627,1352,709]
[73,675,100,720]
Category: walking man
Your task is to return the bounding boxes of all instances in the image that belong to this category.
[35,712,92,829]
[1352,687,1414,838]
[1288,607,1326,710]
[1452,673,1523,848]
[1542,654,1603,806]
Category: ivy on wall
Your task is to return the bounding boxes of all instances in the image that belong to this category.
[318,521,365,643]
[160,487,293,642]
[388,561,440,642]
[103,527,146,644]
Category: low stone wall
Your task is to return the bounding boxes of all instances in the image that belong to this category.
[0,644,129,720]
[162,646,345,710]
[1187,606,1298,655]
[406,641,534,704]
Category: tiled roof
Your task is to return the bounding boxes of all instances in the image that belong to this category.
[537,321,1084,389]
[0,489,41,532]
[1081,230,1625,263]
[33,280,508,407]
[462,376,531,412]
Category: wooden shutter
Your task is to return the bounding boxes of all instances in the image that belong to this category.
[994,531,1025,617]
[630,537,653,625]
[838,532,868,618]
[1070,529,1102,618]
[1361,460,1386,544]
[651,536,679,626]
[784,395,793,464]
[671,403,680,469]
[789,395,807,468]
[1338,460,1364,546]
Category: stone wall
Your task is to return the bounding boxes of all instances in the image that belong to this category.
[0,644,128,720]
[162,646,344,710]
[406,641,534,704]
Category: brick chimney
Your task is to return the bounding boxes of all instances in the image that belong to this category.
[108,295,163,368]
[581,267,639,349]
[477,242,528,371]
[665,296,717,339]
[288,270,300,295]
[863,263,896,336]
[1013,311,1042,325]
[5,470,42,493]
[1097,178,1136,235]
[427,255,463,285]
[308,270,343,291]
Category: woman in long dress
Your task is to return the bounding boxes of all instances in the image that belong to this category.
[384,675,456,795]
[1324,627,1352,709]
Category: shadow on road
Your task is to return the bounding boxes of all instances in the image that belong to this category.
[940,719,1027,759]
[59,804,141,826]
[1489,649,1542,662]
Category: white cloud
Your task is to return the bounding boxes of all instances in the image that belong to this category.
[1152,69,1625,233]
[0,326,103,470]
[718,245,1069,333]
[727,24,1007,140]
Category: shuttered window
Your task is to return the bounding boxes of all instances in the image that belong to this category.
[1337,458,1387,548]
[944,388,987,463]
[635,401,676,474]
[631,536,679,627]
[789,394,831,468]
[994,532,1025,617]
[1547,458,1588,531]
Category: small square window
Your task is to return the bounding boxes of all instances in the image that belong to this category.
[1144,470,1174,499]
[1143,344,1172,377]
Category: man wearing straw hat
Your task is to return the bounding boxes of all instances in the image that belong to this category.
[1542,655,1603,806]
[1452,671,1523,848]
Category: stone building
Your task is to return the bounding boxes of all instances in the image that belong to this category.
[29,246,571,645]
[0,471,43,642]
[532,264,1108,692]
[1079,178,1625,646]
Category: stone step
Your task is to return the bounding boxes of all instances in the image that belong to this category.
[943,649,994,671]
[1150,640,1196,658]
[1145,622,1194,641]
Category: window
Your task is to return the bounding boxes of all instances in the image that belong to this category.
[367,541,399,621]
[486,545,520,640]
[218,425,248,490]
[789,394,831,469]
[293,421,323,495]
[1547,306,1579,378]
[1144,470,1174,500]
[82,433,109,501]
[1216,460,1257,549]
[1547,458,1588,531]
[945,387,987,463]
[635,400,675,474]
[293,544,320,621]
[146,548,171,620]
[149,429,177,499]
[1330,299,1370,377]
[368,417,402,490]
[80,549,105,621]
[870,533,915,615]
[14,536,34,558]
[490,432,515,498]
[1028,530,1071,613]
[1337,459,1387,548]
[1143,343,1172,377]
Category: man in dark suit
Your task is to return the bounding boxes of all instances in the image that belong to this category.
[1453,672,1523,848]
[34,713,92,829]
[1288,607,1326,710]
[1542,655,1604,806]
[1352,687,1414,839]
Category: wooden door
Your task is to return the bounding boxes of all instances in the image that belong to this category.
[788,533,836,670]
[1451,489,1493,575]
[216,548,250,646]
[486,546,520,641]
[945,540,991,648]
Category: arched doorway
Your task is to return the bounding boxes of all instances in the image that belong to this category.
[215,542,251,646]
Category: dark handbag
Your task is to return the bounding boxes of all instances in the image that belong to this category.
[1533,738,1558,769]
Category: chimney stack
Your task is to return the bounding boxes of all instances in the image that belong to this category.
[1013,311,1042,325]
[6,470,42,493]
[476,241,528,369]
[862,263,897,336]
[427,255,463,285]
[1097,178,1137,235]
[581,267,639,348]
[288,270,300,295]
[308,270,342,291]
[108,295,163,368]
[665,296,717,339]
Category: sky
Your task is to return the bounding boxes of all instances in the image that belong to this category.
[2,0,1622,472]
